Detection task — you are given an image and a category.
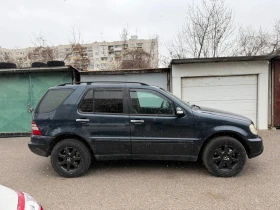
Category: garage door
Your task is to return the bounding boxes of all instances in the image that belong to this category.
[181,75,257,124]
[0,72,72,133]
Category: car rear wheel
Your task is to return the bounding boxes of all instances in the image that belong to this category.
[51,139,91,178]
[202,136,246,177]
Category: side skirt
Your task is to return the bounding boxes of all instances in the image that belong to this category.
[94,154,198,162]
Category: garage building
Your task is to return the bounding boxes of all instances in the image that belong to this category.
[170,56,280,130]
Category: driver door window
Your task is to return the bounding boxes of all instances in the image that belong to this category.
[130,90,174,115]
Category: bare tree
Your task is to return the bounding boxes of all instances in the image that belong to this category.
[28,34,56,63]
[116,27,158,69]
[148,35,159,68]
[64,28,90,70]
[271,19,280,54]
[120,49,151,69]
[167,0,234,59]
[0,52,14,63]
[14,55,28,68]
[233,26,271,56]
[120,27,129,49]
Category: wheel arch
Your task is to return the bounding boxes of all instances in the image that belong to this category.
[48,133,95,158]
[198,131,250,160]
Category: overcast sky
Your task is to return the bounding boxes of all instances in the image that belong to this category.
[1,0,280,55]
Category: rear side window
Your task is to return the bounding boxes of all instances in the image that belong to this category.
[79,90,93,112]
[37,89,74,113]
[79,89,123,114]
[94,90,123,113]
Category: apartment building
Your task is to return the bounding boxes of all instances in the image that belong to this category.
[0,36,158,70]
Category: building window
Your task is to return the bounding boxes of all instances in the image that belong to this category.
[101,57,107,61]
[100,45,107,50]
[122,44,128,49]
[136,43,143,48]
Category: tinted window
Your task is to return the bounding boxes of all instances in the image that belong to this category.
[79,89,93,112]
[130,90,174,115]
[94,90,123,113]
[37,89,74,113]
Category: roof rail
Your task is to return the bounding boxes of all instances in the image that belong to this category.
[58,81,149,86]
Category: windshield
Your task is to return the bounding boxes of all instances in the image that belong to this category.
[161,89,192,108]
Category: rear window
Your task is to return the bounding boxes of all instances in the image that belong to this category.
[37,89,74,113]
[79,89,123,114]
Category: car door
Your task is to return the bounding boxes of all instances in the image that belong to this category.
[76,87,131,155]
[128,88,196,157]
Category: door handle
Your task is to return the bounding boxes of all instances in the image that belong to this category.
[130,120,144,123]
[76,119,90,122]
[27,104,34,113]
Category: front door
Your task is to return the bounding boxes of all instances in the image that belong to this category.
[128,89,195,157]
[77,88,131,155]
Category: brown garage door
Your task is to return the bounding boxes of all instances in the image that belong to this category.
[274,61,280,127]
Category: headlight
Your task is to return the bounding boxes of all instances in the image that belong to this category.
[249,124,258,135]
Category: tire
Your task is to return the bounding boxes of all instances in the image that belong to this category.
[0,62,17,69]
[47,61,65,67]
[31,62,47,68]
[202,136,246,177]
[51,139,92,178]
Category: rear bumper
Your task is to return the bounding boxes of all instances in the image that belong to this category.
[247,136,264,159]
[28,135,54,157]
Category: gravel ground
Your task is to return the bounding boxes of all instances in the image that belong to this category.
[0,130,279,210]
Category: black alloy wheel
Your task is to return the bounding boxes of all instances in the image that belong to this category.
[202,136,246,177]
[51,139,92,178]
[212,144,239,170]
[57,147,82,172]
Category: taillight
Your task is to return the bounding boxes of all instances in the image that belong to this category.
[17,192,25,210]
[17,191,44,210]
[32,121,42,136]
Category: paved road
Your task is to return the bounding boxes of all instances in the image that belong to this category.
[0,130,279,210]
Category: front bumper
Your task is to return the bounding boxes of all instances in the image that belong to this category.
[28,135,54,157]
[247,136,264,159]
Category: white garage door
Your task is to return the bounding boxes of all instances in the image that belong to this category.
[181,75,257,124]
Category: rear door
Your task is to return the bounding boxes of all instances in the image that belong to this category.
[128,88,195,156]
[77,88,131,155]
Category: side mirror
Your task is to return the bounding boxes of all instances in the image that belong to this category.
[176,107,185,116]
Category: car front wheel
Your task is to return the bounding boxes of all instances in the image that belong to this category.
[202,136,247,177]
[51,139,92,178]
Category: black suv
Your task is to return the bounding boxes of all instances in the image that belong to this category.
[28,82,263,178]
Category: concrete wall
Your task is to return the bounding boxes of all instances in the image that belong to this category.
[171,61,270,129]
